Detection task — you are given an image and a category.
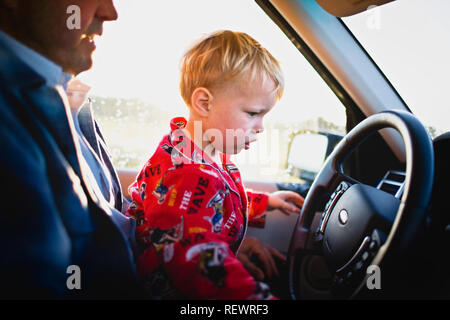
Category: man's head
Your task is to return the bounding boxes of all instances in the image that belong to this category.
[180,30,284,155]
[0,0,118,75]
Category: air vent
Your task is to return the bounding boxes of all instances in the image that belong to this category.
[376,170,405,198]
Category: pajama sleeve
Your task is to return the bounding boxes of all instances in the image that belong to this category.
[246,191,269,228]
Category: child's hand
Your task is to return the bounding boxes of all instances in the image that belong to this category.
[267,191,304,215]
[237,237,285,281]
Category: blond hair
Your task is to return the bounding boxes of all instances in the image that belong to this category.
[180,30,284,106]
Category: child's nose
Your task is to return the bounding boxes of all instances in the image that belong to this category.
[258,117,266,134]
[254,127,264,134]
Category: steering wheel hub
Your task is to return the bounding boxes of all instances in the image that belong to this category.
[322,183,400,271]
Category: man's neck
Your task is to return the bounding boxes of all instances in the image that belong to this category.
[0,29,72,89]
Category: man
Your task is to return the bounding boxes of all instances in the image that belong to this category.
[0,0,289,299]
[0,0,143,299]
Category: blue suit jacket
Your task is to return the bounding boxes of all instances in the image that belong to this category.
[0,44,143,299]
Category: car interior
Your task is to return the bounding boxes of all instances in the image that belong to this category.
[81,0,449,300]
[241,0,450,300]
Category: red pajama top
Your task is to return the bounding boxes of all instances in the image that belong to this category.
[126,117,274,299]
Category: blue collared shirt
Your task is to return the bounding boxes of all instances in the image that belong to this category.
[0,30,72,90]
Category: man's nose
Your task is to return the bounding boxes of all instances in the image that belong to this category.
[97,0,119,21]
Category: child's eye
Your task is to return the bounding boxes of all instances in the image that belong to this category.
[246,112,259,117]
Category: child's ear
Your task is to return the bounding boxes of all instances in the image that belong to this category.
[191,87,213,117]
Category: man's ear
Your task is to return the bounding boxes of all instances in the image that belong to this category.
[190,87,213,117]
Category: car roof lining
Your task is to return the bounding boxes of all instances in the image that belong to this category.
[315,0,395,17]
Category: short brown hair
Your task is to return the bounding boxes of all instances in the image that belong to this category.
[180,30,284,106]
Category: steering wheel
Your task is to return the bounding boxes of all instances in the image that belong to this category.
[287,110,434,299]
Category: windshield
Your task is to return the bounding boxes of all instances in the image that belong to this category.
[343,0,450,138]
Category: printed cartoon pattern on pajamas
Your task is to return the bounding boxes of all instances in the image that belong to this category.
[126,117,274,299]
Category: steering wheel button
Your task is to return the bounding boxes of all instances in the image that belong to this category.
[354,261,364,272]
[361,251,370,262]
[369,241,377,251]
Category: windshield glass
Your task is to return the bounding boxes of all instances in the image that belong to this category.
[343,0,450,138]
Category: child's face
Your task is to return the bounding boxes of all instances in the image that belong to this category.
[204,74,278,155]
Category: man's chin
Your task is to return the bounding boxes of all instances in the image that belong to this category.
[64,58,94,76]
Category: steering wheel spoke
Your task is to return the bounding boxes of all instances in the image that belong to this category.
[330,228,388,296]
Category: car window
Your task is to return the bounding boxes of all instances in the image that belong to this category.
[343,0,450,138]
[78,0,346,182]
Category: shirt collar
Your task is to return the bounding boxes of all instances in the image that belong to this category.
[169,117,214,165]
[67,78,92,115]
[0,30,72,90]
[168,117,244,202]
[169,117,233,170]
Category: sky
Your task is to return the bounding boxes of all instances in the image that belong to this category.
[78,0,450,133]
